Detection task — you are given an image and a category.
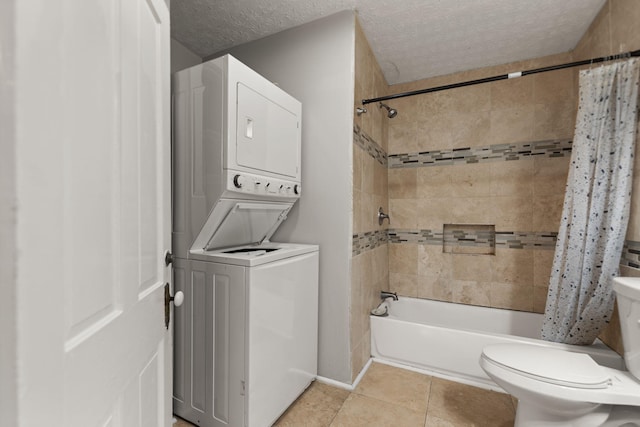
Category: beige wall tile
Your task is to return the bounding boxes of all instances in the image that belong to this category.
[490,77,533,110]
[532,101,576,141]
[353,144,363,191]
[533,156,570,197]
[626,173,640,241]
[417,275,453,302]
[389,272,418,297]
[449,163,494,198]
[388,121,418,154]
[358,191,372,232]
[350,339,367,384]
[418,244,452,278]
[493,196,534,231]
[353,189,362,233]
[416,198,451,230]
[359,246,373,292]
[585,2,612,58]
[389,199,417,229]
[533,194,564,231]
[451,111,492,149]
[491,248,534,286]
[449,197,496,225]
[532,68,574,104]
[372,244,389,289]
[533,250,555,287]
[417,166,453,199]
[373,161,387,198]
[533,285,549,314]
[490,281,533,311]
[451,254,492,282]
[361,155,374,194]
[420,91,456,117]
[389,243,418,274]
[491,158,534,198]
[611,0,640,53]
[449,83,492,113]
[415,113,454,152]
[451,279,491,307]
[490,106,535,145]
[388,168,417,199]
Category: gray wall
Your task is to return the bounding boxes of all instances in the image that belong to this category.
[171,38,201,74]
[209,11,356,383]
[0,0,17,423]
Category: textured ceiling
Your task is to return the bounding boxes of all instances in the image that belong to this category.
[171,0,606,85]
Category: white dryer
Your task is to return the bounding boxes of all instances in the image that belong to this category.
[171,55,319,427]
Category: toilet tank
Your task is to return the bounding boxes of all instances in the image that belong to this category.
[613,277,640,380]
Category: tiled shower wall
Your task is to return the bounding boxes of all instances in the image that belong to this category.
[351,19,389,381]
[386,52,576,314]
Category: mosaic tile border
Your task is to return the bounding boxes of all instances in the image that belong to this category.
[443,225,495,249]
[352,229,388,256]
[354,230,640,263]
[387,229,558,250]
[621,240,640,269]
[495,231,558,249]
[387,139,573,169]
[353,125,387,167]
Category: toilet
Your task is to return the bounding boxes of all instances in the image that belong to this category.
[480,277,640,426]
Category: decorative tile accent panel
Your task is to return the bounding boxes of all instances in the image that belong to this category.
[352,230,388,256]
[387,139,573,169]
[443,224,495,254]
[354,231,640,257]
[353,125,387,167]
[387,228,443,245]
[621,240,640,269]
[387,229,558,250]
[495,232,558,249]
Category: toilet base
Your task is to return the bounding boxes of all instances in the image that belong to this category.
[515,400,611,427]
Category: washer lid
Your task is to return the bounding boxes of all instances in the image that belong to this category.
[482,344,611,389]
[191,199,293,252]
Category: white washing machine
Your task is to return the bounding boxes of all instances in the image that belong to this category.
[172,242,318,427]
[171,55,319,427]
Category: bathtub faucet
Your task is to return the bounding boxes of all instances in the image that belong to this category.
[380,291,398,301]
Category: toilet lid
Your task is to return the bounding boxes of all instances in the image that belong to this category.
[482,344,611,389]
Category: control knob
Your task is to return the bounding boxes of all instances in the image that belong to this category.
[294,184,300,195]
[233,174,244,188]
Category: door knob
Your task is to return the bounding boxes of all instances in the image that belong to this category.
[164,283,183,329]
[171,291,184,307]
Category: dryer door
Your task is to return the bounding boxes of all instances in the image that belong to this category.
[235,83,300,179]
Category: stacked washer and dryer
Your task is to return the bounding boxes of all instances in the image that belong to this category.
[171,55,319,427]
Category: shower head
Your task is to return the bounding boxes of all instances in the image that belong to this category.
[379,102,398,118]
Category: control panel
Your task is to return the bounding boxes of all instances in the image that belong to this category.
[226,170,301,198]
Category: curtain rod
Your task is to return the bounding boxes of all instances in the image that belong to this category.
[361,49,640,105]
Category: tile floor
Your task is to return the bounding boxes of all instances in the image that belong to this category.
[174,361,516,427]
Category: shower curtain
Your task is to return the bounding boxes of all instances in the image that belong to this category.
[541,58,640,345]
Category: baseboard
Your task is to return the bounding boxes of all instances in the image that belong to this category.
[315,357,373,391]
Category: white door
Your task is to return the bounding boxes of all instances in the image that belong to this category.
[15,0,172,426]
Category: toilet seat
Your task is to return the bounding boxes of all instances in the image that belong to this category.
[481,344,611,389]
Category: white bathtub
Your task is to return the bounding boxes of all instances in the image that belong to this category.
[370,297,624,390]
